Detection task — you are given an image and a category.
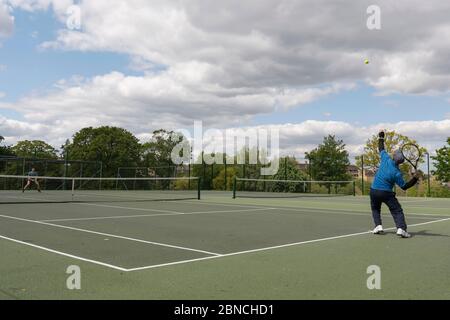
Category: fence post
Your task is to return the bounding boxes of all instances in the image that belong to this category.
[361,155,365,196]
[188,162,191,189]
[224,155,227,191]
[211,163,214,190]
[426,153,431,197]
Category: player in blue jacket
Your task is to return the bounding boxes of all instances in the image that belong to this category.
[370,131,419,238]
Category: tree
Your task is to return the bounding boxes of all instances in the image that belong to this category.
[213,167,238,190]
[269,156,308,192]
[192,152,222,190]
[432,138,450,182]
[305,135,351,182]
[356,130,427,173]
[66,126,141,177]
[0,136,15,156]
[11,140,58,159]
[141,129,186,176]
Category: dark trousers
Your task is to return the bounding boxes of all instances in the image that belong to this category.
[370,188,407,230]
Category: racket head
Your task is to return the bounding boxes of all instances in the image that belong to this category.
[400,143,421,169]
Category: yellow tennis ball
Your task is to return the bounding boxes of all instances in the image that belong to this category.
[364,59,370,65]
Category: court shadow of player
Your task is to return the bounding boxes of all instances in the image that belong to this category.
[408,230,450,238]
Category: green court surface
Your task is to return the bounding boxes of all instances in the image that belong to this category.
[0,192,449,300]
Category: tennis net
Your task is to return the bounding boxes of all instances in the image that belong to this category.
[0,175,201,204]
[233,178,356,198]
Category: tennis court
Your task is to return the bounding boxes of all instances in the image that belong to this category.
[1,184,449,300]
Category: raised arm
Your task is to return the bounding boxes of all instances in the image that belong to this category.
[378,131,385,152]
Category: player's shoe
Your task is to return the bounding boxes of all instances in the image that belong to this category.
[372,225,384,234]
[396,228,411,238]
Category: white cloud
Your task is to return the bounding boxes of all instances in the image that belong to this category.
[22,0,450,95]
[1,112,449,160]
[0,1,14,38]
[0,69,354,145]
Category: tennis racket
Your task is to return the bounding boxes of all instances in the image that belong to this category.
[400,143,421,170]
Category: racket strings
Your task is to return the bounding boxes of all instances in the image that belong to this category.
[401,145,420,161]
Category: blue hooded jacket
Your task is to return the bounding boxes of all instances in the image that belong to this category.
[371,150,406,192]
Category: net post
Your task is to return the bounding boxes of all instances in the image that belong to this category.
[197,177,201,200]
[71,178,75,201]
[353,181,356,196]
[232,176,237,199]
[99,161,103,191]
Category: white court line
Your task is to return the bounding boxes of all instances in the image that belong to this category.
[0,214,220,256]
[179,199,269,209]
[4,196,186,215]
[75,202,185,214]
[4,192,266,210]
[271,207,446,220]
[126,217,450,272]
[201,200,450,218]
[1,214,449,272]
[74,191,194,201]
[0,234,128,272]
[75,201,448,225]
[5,195,57,202]
[75,202,270,215]
[40,207,277,223]
[397,199,435,204]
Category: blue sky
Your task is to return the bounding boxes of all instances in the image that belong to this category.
[0,1,449,158]
[253,86,450,126]
[0,9,133,104]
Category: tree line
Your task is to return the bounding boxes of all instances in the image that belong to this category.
[0,128,449,193]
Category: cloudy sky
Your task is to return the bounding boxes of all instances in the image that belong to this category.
[0,0,449,161]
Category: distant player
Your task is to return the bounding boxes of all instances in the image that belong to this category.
[370,131,419,238]
[22,167,41,193]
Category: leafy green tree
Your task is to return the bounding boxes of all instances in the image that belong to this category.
[269,157,308,192]
[356,130,427,173]
[192,152,221,190]
[432,138,450,182]
[66,126,141,177]
[429,179,450,197]
[141,129,186,176]
[0,136,15,156]
[305,135,351,182]
[213,167,238,190]
[193,147,267,190]
[12,140,58,159]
